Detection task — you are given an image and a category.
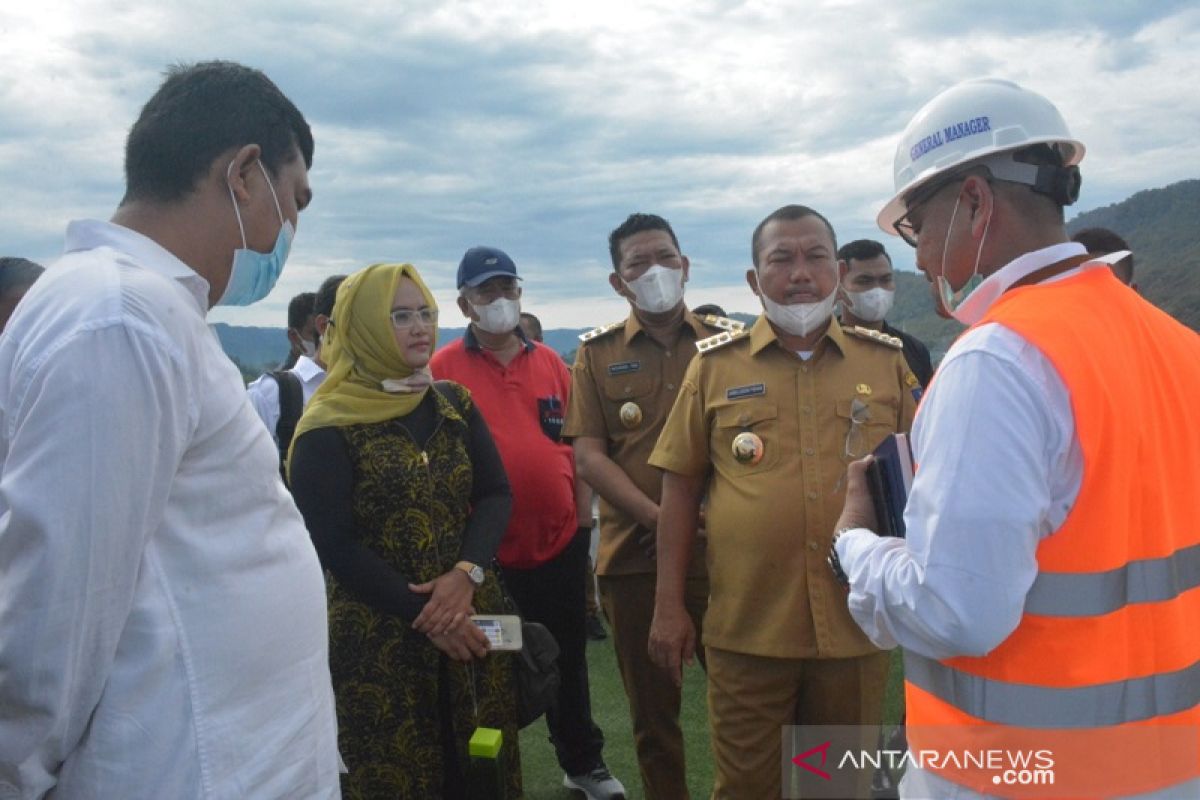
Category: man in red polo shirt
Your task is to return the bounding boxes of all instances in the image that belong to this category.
[430,246,625,800]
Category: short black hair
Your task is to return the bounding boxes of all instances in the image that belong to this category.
[314,274,347,319]
[519,311,543,341]
[837,239,891,265]
[751,205,837,268]
[123,60,313,204]
[608,213,681,269]
[692,303,727,317]
[286,292,316,331]
[1072,227,1134,281]
[1072,227,1130,255]
[0,258,44,296]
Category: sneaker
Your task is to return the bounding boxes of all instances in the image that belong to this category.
[562,765,626,799]
[585,612,608,641]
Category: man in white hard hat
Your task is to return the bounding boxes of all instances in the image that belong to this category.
[830,78,1200,797]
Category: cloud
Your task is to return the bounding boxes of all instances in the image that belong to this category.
[1,2,1197,329]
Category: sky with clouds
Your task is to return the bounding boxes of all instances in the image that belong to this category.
[2,1,1198,329]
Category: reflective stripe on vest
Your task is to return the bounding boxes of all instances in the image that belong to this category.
[904,266,1200,796]
[907,652,1200,728]
[1024,541,1200,617]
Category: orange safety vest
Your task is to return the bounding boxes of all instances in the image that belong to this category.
[904,265,1200,797]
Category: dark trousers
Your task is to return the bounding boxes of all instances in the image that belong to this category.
[501,528,605,776]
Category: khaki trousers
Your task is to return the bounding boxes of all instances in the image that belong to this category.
[598,573,709,800]
[706,646,889,800]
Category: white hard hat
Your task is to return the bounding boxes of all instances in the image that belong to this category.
[877,78,1085,235]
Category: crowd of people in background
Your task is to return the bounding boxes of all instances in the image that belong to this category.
[1,59,1195,800]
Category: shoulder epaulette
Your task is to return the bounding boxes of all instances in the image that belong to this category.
[579,320,625,343]
[844,325,904,350]
[700,314,746,334]
[696,327,749,355]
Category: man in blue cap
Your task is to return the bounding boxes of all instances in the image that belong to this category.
[431,246,626,800]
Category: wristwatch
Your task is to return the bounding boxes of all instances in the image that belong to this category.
[828,527,854,588]
[455,561,485,587]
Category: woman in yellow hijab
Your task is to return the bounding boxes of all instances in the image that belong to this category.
[289,263,521,799]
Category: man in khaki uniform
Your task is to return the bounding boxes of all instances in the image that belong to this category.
[648,204,918,799]
[564,213,742,800]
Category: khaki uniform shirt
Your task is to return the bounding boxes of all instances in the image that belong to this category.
[564,310,740,576]
[649,315,919,659]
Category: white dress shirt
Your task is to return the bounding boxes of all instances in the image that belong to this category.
[0,221,341,799]
[836,241,1093,657]
[836,242,1098,799]
[246,355,326,443]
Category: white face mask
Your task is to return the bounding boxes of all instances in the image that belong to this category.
[471,296,521,334]
[844,287,895,323]
[624,264,685,313]
[300,339,317,359]
[760,287,838,337]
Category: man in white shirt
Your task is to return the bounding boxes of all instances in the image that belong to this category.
[831,79,1200,798]
[247,274,345,468]
[0,61,341,798]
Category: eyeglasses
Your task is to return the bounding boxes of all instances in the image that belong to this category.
[390,308,438,329]
[892,172,968,248]
[843,398,870,459]
[468,279,520,303]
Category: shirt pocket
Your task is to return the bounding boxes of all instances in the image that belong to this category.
[601,371,658,433]
[712,401,780,476]
[602,370,656,401]
[834,397,899,462]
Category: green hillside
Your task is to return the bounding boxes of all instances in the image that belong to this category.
[1066,178,1200,332]
[879,178,1200,363]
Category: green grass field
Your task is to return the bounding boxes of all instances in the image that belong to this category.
[518,634,904,799]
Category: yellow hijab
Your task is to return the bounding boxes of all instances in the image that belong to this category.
[287,262,439,473]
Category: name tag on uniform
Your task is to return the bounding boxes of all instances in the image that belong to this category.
[608,361,641,376]
[726,383,765,400]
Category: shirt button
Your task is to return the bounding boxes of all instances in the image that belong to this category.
[808,541,819,551]
[801,366,809,374]
[624,387,632,394]
[804,447,815,456]
[801,405,812,414]
[666,383,675,390]
[665,350,672,357]
[807,491,817,500]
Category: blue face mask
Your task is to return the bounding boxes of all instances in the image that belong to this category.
[217,159,294,307]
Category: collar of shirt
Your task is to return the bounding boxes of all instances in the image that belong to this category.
[952,241,1091,326]
[463,323,535,352]
[64,219,212,314]
[622,307,709,344]
[291,354,326,383]
[747,312,848,358]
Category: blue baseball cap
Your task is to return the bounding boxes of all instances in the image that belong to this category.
[457,245,522,289]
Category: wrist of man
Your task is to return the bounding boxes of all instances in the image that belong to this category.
[829,527,876,587]
[828,527,857,588]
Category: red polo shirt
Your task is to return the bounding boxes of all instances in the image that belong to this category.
[430,328,576,569]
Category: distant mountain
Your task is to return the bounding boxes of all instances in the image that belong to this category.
[211,323,290,376]
[217,323,594,380]
[867,178,1200,362]
[1066,178,1200,332]
[219,180,1198,377]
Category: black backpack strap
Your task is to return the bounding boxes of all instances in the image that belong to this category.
[270,370,305,468]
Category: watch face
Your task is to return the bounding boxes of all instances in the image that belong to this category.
[469,566,485,585]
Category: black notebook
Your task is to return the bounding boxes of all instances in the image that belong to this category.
[865,434,914,537]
